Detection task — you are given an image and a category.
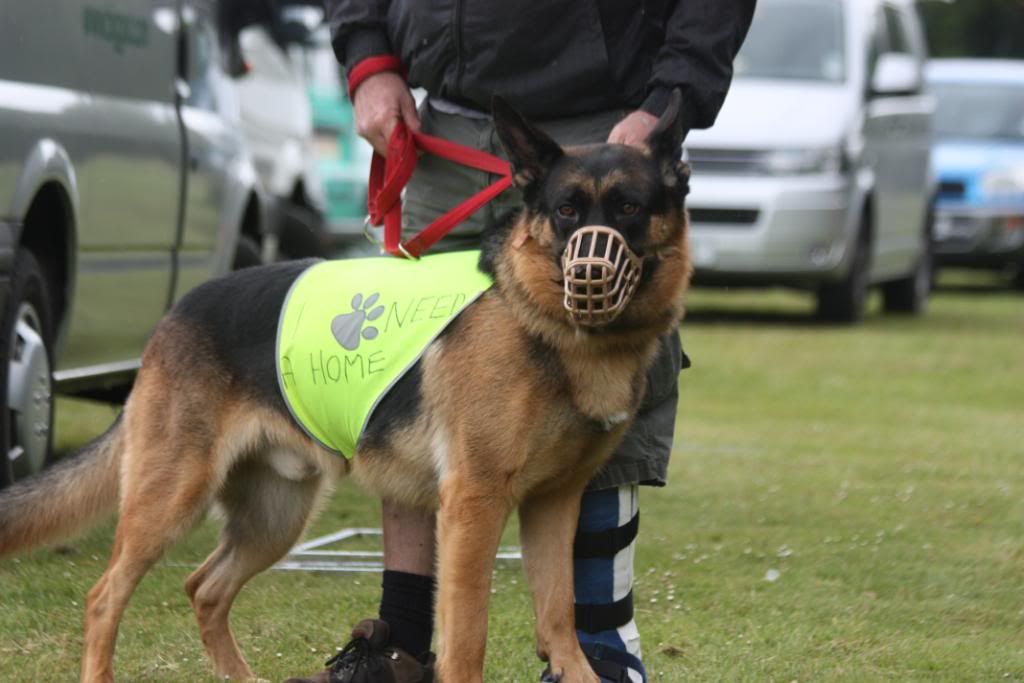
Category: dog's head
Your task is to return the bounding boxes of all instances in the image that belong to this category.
[484,92,692,339]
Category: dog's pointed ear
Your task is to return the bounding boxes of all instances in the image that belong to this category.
[645,89,687,161]
[492,96,563,189]
[644,89,691,190]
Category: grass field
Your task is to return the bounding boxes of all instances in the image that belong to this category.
[2,271,1022,682]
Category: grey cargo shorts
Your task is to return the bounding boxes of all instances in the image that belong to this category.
[401,101,684,491]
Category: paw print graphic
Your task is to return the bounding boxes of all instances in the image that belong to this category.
[331,293,385,351]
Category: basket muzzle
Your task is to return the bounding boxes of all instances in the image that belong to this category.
[561,226,643,327]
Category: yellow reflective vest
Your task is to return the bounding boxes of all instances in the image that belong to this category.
[276,251,493,457]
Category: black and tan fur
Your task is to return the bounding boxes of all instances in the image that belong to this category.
[0,93,692,683]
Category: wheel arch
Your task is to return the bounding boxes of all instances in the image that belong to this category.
[217,156,266,273]
[10,141,80,355]
[7,140,80,337]
[20,183,75,344]
[832,190,875,284]
[860,192,876,250]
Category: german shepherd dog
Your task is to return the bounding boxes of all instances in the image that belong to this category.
[0,92,691,683]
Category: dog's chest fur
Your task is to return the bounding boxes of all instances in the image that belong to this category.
[351,292,649,506]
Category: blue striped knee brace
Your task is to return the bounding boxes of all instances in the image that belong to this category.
[574,485,646,683]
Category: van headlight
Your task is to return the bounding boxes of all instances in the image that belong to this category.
[981,167,1024,200]
[761,147,845,175]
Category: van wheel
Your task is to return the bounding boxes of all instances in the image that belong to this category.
[1,249,55,487]
[883,231,932,314]
[817,225,870,324]
[278,202,327,259]
[232,235,263,270]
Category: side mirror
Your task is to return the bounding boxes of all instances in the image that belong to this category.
[272,18,315,47]
[871,53,921,97]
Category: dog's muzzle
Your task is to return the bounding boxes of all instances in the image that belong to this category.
[561,226,643,326]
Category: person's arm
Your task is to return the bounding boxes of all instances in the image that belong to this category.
[609,0,756,147]
[643,0,757,129]
[326,0,419,155]
[326,0,392,72]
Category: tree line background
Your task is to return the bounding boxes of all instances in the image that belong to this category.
[917,0,1024,59]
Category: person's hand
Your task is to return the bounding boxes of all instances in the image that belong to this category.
[352,71,421,156]
[607,110,660,149]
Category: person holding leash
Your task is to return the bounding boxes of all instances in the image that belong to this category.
[287,2,755,682]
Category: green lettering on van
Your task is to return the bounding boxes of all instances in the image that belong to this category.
[83,7,149,54]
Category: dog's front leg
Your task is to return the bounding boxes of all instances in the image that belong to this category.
[434,474,511,683]
[519,486,599,683]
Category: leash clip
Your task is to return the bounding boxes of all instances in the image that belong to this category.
[362,214,384,252]
[362,214,420,260]
[396,242,419,260]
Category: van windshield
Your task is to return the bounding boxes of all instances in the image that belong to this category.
[733,0,846,82]
[931,82,1024,141]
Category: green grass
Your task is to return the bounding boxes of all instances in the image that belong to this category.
[2,271,1023,682]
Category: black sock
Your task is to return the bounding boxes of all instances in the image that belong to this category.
[379,570,436,658]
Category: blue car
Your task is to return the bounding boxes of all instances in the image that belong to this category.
[927,59,1024,288]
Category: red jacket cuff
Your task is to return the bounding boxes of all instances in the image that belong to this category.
[347,55,407,100]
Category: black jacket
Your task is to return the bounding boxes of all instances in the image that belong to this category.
[328,0,755,131]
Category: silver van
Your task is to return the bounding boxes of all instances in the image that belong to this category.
[685,0,935,322]
[0,0,265,485]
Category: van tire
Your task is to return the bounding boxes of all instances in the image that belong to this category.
[817,225,870,324]
[1,249,55,487]
[278,202,327,259]
[883,235,932,314]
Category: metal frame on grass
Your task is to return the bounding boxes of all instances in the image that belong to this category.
[274,527,522,573]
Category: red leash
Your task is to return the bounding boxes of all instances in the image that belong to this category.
[366,121,513,259]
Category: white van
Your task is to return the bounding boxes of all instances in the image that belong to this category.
[685,0,935,322]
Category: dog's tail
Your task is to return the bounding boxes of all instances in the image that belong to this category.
[0,416,124,558]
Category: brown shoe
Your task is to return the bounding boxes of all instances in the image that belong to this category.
[282,619,434,683]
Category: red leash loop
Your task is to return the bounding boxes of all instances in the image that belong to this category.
[366,121,513,258]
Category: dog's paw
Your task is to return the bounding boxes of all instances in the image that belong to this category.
[540,663,600,683]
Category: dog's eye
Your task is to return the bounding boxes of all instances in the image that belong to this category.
[621,202,640,216]
[557,204,577,218]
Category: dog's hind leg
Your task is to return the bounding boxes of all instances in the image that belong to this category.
[434,475,512,683]
[185,453,327,681]
[81,442,220,683]
[519,486,599,683]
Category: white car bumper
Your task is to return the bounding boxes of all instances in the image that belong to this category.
[687,173,855,283]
